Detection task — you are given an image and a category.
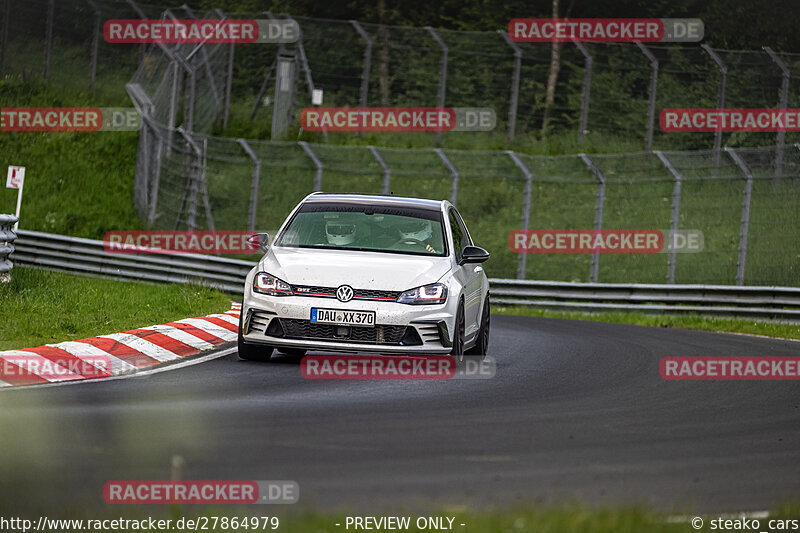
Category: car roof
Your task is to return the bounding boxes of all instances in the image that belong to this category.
[302,193,444,212]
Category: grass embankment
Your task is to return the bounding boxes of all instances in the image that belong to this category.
[0,267,232,351]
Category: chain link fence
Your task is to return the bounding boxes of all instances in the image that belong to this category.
[3,1,800,150]
[3,1,800,286]
[131,115,800,286]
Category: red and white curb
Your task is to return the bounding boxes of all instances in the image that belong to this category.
[0,303,241,388]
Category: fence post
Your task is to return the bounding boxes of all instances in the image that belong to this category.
[498,30,522,142]
[238,139,262,232]
[215,8,235,128]
[127,84,160,223]
[138,115,151,217]
[200,137,214,231]
[426,27,448,147]
[506,150,533,280]
[185,69,196,132]
[175,129,214,231]
[654,150,683,283]
[0,0,9,76]
[298,141,323,191]
[434,148,459,206]
[574,42,593,146]
[250,58,277,120]
[350,20,372,109]
[763,46,790,181]
[147,120,163,226]
[224,42,235,127]
[125,0,152,75]
[579,154,606,282]
[368,146,391,194]
[175,128,198,230]
[281,13,317,102]
[184,5,222,114]
[43,0,54,80]
[725,147,753,286]
[702,45,727,168]
[636,42,659,150]
[87,0,101,91]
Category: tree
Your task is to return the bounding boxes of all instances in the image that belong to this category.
[541,0,561,137]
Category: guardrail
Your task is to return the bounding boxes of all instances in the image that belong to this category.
[10,230,800,320]
[12,230,253,294]
[490,279,800,319]
[0,215,19,275]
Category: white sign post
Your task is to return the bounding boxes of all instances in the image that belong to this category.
[6,166,25,231]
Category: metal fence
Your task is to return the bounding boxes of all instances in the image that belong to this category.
[127,116,800,286]
[3,1,800,151]
[4,2,800,287]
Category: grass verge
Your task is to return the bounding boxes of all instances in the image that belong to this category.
[496,305,800,340]
[0,267,233,351]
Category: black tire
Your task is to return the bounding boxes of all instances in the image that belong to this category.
[237,312,273,362]
[449,301,465,360]
[465,297,490,358]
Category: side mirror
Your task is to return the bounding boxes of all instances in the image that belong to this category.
[247,232,270,253]
[459,245,490,265]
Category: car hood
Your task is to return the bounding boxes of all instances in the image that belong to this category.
[259,246,452,290]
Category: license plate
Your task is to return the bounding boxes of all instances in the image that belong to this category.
[310,308,376,327]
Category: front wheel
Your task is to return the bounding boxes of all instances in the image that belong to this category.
[465,297,490,358]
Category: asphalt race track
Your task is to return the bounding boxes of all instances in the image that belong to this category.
[1,315,799,514]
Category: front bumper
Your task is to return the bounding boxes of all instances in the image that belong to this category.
[240,290,456,354]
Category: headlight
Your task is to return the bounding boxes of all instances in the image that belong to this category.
[396,283,447,305]
[253,272,293,296]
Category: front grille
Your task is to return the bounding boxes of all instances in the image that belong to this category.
[291,285,400,301]
[279,319,407,345]
[353,288,400,300]
[291,285,336,298]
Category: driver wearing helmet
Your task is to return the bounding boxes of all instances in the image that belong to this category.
[325,220,358,246]
[397,219,437,253]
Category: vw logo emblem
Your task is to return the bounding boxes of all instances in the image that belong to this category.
[336,285,354,302]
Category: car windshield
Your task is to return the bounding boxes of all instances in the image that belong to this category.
[276,203,447,256]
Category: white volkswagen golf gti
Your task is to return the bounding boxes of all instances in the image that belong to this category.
[238,193,490,360]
